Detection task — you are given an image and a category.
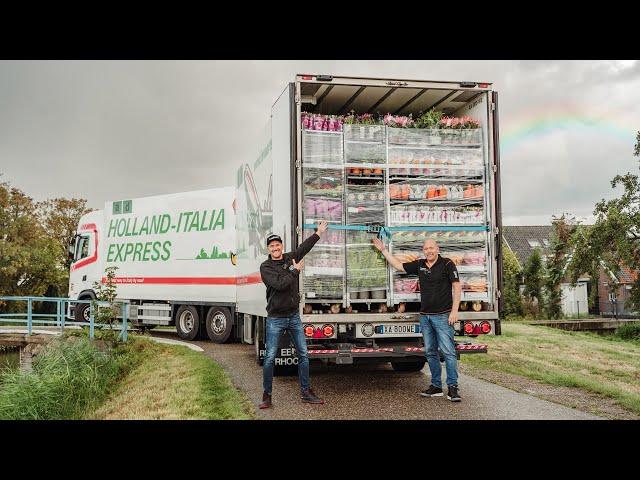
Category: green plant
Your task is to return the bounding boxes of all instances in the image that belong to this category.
[0,335,143,419]
[615,322,640,340]
[92,266,120,330]
[416,109,443,129]
[523,248,545,317]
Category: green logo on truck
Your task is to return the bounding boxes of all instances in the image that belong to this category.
[112,200,132,215]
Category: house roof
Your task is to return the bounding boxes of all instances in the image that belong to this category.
[502,226,554,269]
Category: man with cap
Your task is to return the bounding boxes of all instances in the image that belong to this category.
[372,236,462,402]
[258,219,328,409]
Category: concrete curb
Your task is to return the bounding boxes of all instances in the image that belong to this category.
[0,327,203,352]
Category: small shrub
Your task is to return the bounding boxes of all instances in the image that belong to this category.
[0,335,145,419]
[614,322,640,341]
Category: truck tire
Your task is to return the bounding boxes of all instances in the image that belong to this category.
[205,306,233,343]
[175,305,200,340]
[391,360,426,372]
[75,302,91,323]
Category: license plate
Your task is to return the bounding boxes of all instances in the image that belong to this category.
[375,324,421,335]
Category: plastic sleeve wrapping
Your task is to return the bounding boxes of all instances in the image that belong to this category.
[343,124,386,164]
[302,129,343,165]
[301,228,345,301]
[345,184,386,225]
[346,230,388,300]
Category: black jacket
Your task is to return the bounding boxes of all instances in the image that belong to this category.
[260,233,320,317]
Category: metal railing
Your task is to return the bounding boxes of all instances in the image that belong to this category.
[0,296,129,341]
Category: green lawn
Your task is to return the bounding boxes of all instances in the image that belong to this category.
[90,340,255,420]
[460,323,640,415]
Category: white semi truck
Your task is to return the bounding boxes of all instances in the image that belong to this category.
[68,187,239,342]
[68,74,501,371]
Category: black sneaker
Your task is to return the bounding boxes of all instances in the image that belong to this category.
[301,388,325,404]
[420,385,444,397]
[447,385,461,402]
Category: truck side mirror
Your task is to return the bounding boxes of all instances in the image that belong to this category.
[68,236,77,260]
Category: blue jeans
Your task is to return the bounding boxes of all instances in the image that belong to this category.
[419,313,458,388]
[262,313,310,395]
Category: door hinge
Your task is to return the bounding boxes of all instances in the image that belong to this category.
[491,102,496,111]
[495,226,500,235]
[295,159,301,168]
[492,164,497,173]
[295,225,302,236]
[497,289,501,298]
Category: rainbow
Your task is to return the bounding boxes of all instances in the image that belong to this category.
[500,105,639,154]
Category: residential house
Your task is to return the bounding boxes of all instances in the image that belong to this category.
[502,225,593,316]
[598,266,638,317]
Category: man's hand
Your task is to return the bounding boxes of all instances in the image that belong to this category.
[292,258,304,272]
[372,237,386,252]
[316,220,328,236]
[448,311,458,326]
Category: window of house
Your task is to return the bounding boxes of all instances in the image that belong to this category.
[542,239,550,247]
[528,239,541,248]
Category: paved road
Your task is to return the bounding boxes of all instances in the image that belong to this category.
[153,332,601,420]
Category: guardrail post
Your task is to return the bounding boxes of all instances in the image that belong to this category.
[27,298,33,335]
[120,303,128,342]
[56,299,61,328]
[89,303,95,340]
[61,300,66,331]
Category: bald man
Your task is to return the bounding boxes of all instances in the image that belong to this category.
[373,237,462,402]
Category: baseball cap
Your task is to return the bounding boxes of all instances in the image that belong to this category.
[266,233,283,246]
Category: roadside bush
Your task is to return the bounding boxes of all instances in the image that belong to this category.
[0,335,146,419]
[614,322,640,341]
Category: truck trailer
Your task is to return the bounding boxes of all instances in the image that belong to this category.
[68,74,501,372]
[234,74,502,370]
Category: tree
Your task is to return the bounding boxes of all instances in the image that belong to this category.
[0,182,64,304]
[568,131,640,311]
[544,214,576,319]
[37,197,93,297]
[502,243,523,318]
[523,248,545,317]
[38,198,93,271]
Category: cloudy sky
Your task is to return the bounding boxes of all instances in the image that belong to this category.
[1,60,638,225]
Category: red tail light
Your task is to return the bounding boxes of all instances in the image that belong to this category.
[300,75,313,80]
[322,324,334,337]
[480,321,492,334]
[464,322,474,334]
[303,325,315,337]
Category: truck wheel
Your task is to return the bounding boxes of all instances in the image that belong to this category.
[175,305,200,340]
[391,360,426,372]
[255,320,264,366]
[75,302,91,323]
[205,307,233,343]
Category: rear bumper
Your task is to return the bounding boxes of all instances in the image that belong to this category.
[307,343,487,364]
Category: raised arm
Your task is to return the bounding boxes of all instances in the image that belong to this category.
[292,220,328,261]
[372,237,406,272]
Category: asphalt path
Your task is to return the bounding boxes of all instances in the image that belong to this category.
[151,331,600,420]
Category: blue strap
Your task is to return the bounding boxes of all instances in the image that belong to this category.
[303,223,488,233]
[303,223,488,245]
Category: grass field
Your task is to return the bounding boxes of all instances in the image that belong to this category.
[460,322,640,415]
